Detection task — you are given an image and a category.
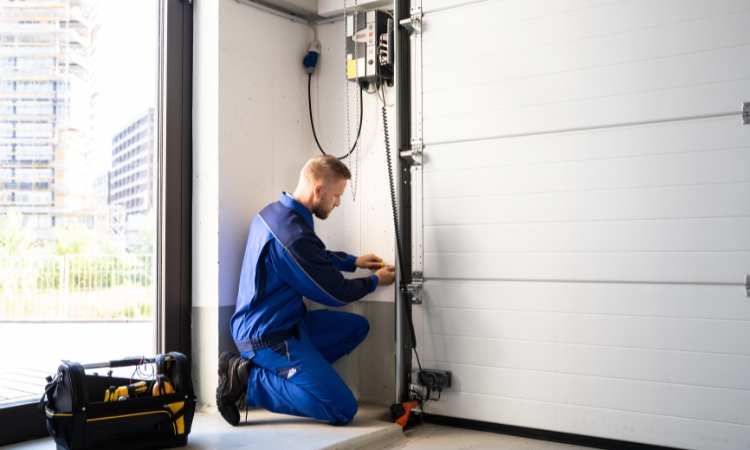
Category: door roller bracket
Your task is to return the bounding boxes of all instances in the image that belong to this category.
[743,102,750,125]
[407,271,423,304]
[399,7,422,38]
[400,138,423,166]
[746,275,750,297]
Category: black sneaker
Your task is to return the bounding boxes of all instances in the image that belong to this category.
[217,351,252,425]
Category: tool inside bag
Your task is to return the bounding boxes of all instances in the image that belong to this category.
[39,352,197,450]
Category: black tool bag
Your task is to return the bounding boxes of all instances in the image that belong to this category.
[39,353,197,450]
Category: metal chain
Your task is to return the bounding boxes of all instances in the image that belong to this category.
[349,0,360,201]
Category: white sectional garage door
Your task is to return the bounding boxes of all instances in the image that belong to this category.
[417,1,750,448]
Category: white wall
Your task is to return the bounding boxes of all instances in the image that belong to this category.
[191,0,220,407]
[216,0,313,312]
[192,0,399,406]
[318,0,391,17]
[192,0,313,406]
[313,19,397,303]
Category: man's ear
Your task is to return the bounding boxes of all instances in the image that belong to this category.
[313,183,323,199]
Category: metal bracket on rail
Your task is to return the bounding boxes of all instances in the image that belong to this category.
[400,138,423,166]
[743,102,750,125]
[399,6,422,38]
[407,271,423,304]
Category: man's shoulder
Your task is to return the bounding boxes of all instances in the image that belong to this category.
[258,201,315,248]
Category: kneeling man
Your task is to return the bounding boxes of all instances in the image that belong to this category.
[218,155,396,426]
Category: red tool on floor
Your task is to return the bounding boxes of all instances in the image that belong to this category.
[392,400,420,428]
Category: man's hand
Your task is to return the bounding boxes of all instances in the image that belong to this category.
[375,266,396,286]
[355,254,384,270]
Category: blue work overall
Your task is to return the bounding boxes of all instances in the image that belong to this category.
[230,192,379,425]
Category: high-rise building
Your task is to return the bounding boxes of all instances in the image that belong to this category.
[109,108,154,219]
[0,0,93,233]
[93,171,108,205]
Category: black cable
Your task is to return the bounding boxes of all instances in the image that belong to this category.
[308,73,364,160]
[413,346,423,373]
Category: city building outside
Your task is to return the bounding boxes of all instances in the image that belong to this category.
[0,0,158,402]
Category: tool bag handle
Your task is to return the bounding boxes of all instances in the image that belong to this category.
[37,375,60,416]
[107,357,152,368]
[80,356,175,370]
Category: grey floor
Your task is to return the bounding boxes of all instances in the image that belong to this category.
[0,302,593,450]
[5,404,589,450]
[391,423,586,449]
[0,323,591,449]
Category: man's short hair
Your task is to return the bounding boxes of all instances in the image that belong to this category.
[303,155,352,184]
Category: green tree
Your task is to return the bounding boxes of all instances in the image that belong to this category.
[0,209,36,256]
[53,221,95,255]
[0,209,44,299]
[52,222,127,256]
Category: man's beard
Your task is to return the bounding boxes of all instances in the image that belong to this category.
[313,204,331,220]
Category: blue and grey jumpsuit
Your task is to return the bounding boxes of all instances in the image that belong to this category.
[230,192,379,425]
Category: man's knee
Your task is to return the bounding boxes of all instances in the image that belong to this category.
[339,314,369,354]
[352,314,369,341]
[331,389,359,425]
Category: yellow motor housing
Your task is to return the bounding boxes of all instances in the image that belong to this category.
[152,376,175,396]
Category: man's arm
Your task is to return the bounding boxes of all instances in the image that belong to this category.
[326,251,385,272]
[274,238,378,307]
[326,250,358,272]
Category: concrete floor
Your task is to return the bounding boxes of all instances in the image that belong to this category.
[390,424,587,450]
[0,323,591,449]
[3,405,400,450]
[4,404,590,450]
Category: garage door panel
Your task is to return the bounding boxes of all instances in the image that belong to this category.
[424,10,750,92]
[423,280,750,321]
[425,184,750,226]
[425,218,750,253]
[424,146,750,199]
[424,80,748,144]
[423,0,750,58]
[425,392,750,450]
[423,335,750,390]
[424,45,750,120]
[424,116,749,173]
[417,0,750,445]
[423,1,749,76]
[422,307,750,355]
[425,252,750,284]
[422,0,621,22]
[420,362,750,425]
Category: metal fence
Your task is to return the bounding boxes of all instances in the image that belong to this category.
[0,254,155,320]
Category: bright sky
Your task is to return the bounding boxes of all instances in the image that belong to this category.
[89,0,158,174]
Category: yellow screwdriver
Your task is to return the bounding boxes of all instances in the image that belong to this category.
[104,381,148,402]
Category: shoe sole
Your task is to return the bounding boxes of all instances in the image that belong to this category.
[217,351,240,426]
